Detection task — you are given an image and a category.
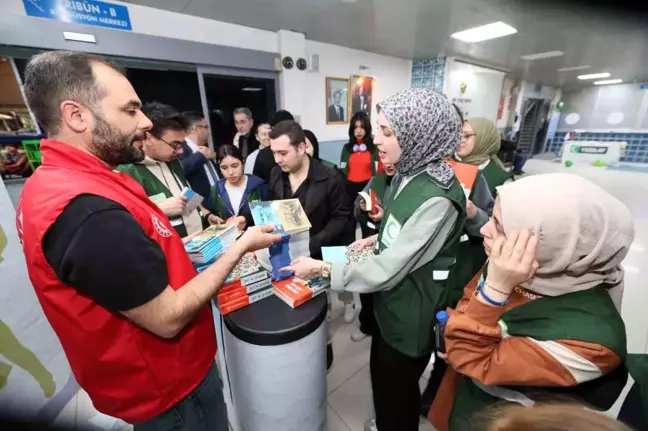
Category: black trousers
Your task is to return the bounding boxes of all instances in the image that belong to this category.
[420,357,448,417]
[370,330,431,431]
[358,293,375,335]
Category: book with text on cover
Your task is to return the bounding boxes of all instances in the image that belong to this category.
[217,276,273,305]
[249,199,311,234]
[272,276,329,308]
[218,287,274,315]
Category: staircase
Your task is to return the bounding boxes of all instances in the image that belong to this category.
[517,99,540,155]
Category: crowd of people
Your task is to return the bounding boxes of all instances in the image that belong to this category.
[11,49,647,431]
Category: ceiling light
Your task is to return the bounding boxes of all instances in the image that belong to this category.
[578,72,611,80]
[241,87,262,92]
[557,65,590,72]
[594,79,623,85]
[520,51,564,61]
[450,21,517,43]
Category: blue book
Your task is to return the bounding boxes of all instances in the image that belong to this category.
[321,246,349,263]
[268,231,294,281]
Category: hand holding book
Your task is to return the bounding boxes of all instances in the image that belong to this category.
[237,225,284,254]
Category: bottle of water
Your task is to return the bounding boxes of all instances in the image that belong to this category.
[435,311,449,354]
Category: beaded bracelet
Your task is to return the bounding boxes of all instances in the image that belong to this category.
[478,280,510,307]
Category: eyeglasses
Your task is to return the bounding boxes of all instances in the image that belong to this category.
[159,137,184,152]
[196,124,209,130]
[461,133,476,141]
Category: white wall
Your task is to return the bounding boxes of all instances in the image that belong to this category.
[303,41,412,143]
[0,0,278,52]
[444,58,505,123]
[496,77,516,130]
[558,82,648,131]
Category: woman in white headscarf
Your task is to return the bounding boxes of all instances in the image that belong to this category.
[428,173,635,431]
[283,89,466,431]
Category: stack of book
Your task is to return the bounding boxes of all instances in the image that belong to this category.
[250,199,312,274]
[272,276,329,308]
[215,253,274,315]
[185,224,239,265]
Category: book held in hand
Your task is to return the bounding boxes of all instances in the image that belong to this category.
[181,187,204,216]
[358,189,379,216]
[321,245,376,265]
[249,199,311,234]
[184,224,238,264]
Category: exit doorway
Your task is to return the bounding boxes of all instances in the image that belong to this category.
[198,68,278,149]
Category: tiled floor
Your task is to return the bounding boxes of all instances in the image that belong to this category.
[325,298,436,431]
[54,158,648,431]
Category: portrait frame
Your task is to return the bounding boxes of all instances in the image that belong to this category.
[325,77,349,125]
[348,75,374,122]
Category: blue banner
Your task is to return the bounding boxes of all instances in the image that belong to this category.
[22,0,132,31]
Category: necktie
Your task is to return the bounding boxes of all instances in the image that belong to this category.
[206,161,219,183]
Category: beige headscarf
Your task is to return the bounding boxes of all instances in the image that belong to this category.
[497,173,634,310]
[460,117,506,169]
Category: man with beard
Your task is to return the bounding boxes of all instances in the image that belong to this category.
[117,102,214,237]
[17,51,280,430]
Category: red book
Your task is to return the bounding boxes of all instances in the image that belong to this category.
[272,277,328,308]
[358,189,379,216]
[217,277,273,304]
[220,270,270,293]
[218,287,274,315]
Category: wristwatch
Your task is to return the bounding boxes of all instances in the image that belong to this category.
[321,262,332,279]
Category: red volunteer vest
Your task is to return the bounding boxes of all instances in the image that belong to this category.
[17,140,216,423]
[447,159,479,197]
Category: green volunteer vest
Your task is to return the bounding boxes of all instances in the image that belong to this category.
[450,286,628,430]
[117,160,192,237]
[374,172,466,358]
[446,172,483,308]
[339,144,380,177]
[370,172,390,201]
[625,354,648,422]
[480,161,513,197]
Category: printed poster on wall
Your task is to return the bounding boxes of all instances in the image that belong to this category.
[0,180,77,423]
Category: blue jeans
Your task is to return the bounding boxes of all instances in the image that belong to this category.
[134,364,228,431]
[514,153,527,172]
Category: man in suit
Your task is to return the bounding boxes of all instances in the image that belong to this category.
[232,107,259,160]
[179,111,219,211]
[352,84,371,116]
[328,90,345,122]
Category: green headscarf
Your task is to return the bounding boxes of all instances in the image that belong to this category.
[460,117,506,169]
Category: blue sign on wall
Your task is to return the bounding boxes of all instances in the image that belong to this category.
[23,0,132,31]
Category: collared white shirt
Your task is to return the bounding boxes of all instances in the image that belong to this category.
[186,137,219,185]
[185,137,199,152]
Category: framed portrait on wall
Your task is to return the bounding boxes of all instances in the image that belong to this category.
[326,77,349,124]
[349,75,374,120]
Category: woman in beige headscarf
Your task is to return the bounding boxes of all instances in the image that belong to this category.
[456,117,513,196]
[428,173,635,431]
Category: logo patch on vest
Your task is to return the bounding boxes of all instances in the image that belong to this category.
[151,214,172,238]
[380,214,401,248]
